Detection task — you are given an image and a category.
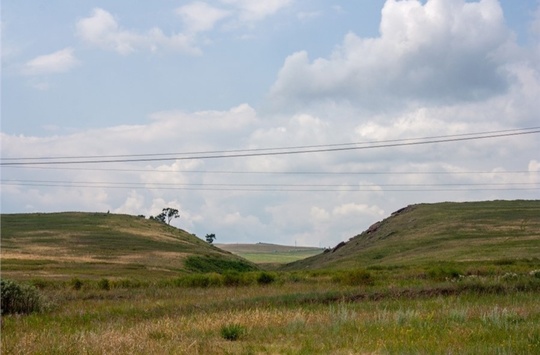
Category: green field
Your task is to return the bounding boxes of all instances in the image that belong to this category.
[215,243,324,264]
[2,200,540,353]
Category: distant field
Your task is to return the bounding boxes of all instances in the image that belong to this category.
[216,243,324,263]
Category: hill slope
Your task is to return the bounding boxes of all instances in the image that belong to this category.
[282,200,540,271]
[1,212,257,280]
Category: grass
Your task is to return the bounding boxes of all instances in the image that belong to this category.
[2,264,540,354]
[216,243,324,264]
[283,200,540,271]
[0,212,258,280]
[2,201,540,353]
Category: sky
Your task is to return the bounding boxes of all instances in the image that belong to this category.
[1,0,540,247]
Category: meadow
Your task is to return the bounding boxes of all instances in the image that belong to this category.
[2,260,540,354]
[2,202,539,353]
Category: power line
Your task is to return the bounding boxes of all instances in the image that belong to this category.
[2,127,539,166]
[2,179,537,192]
[1,165,537,176]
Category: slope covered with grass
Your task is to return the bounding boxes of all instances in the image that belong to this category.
[283,200,540,271]
[1,212,257,280]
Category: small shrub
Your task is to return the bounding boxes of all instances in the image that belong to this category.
[182,273,223,288]
[220,323,246,341]
[70,278,84,290]
[223,271,243,287]
[112,278,145,288]
[97,278,110,291]
[257,272,276,285]
[1,279,44,315]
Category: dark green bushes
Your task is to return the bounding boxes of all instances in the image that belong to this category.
[257,272,276,285]
[184,256,258,273]
[220,323,246,341]
[1,279,44,315]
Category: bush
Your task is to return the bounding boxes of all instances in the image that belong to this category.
[184,256,258,273]
[257,272,276,285]
[222,271,243,287]
[70,278,84,290]
[181,273,223,288]
[1,279,44,315]
[220,323,246,341]
[97,278,111,291]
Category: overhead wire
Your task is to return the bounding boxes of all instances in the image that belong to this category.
[2,127,539,166]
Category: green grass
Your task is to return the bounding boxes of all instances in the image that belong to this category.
[216,243,324,264]
[2,264,540,354]
[0,212,257,280]
[283,200,540,271]
[2,201,540,353]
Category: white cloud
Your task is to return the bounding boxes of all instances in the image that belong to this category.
[3,1,539,247]
[220,0,292,23]
[76,8,199,55]
[176,2,231,33]
[22,48,79,75]
[270,0,514,109]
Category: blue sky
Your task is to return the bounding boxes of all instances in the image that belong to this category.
[2,0,540,246]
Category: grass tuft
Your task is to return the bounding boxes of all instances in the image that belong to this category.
[220,323,246,341]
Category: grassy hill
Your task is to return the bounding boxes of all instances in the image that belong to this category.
[1,212,257,281]
[215,242,324,264]
[282,200,540,271]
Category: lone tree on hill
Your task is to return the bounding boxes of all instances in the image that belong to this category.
[156,207,180,225]
[205,233,216,244]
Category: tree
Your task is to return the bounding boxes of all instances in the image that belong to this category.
[205,233,216,244]
[155,207,179,225]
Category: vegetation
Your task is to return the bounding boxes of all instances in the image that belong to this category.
[0,212,254,280]
[205,233,216,244]
[220,323,247,341]
[1,200,539,353]
[283,200,540,271]
[217,242,324,265]
[183,256,258,273]
[2,264,540,353]
[0,279,44,315]
[153,207,180,225]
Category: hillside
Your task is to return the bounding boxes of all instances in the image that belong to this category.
[282,200,540,271]
[0,212,257,280]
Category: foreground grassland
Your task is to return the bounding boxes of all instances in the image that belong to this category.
[2,201,540,353]
[2,262,540,354]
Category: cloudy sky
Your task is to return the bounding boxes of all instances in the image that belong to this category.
[2,0,539,247]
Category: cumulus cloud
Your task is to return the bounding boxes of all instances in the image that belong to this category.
[22,48,79,75]
[76,8,199,55]
[176,2,231,33]
[270,0,514,109]
[3,1,539,247]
